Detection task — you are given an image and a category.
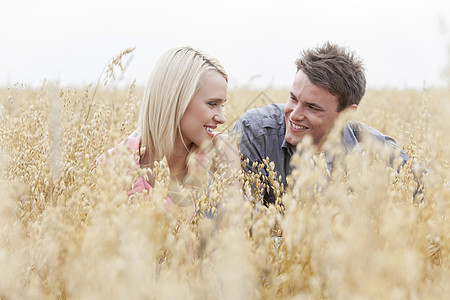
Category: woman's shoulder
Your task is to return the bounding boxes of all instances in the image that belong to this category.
[95,130,141,165]
[125,130,141,152]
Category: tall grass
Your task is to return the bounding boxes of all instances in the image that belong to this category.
[0,78,448,298]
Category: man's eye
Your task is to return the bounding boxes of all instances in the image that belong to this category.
[309,105,320,111]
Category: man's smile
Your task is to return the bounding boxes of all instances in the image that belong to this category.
[289,119,308,131]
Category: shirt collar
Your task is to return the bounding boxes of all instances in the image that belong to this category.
[281,139,296,156]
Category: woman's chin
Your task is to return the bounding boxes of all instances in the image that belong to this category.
[196,137,213,149]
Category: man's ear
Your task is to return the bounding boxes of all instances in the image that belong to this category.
[346,104,358,111]
[339,104,358,115]
[338,104,357,119]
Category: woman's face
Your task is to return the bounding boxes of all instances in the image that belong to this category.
[180,71,228,148]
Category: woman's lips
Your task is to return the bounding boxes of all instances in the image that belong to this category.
[204,125,216,137]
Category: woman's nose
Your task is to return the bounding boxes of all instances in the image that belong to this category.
[213,109,226,124]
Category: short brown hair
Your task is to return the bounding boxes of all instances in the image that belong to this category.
[295,42,366,111]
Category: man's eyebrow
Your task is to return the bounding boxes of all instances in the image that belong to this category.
[305,101,324,110]
[290,91,324,110]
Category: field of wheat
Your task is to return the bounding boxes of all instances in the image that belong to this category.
[0,60,449,299]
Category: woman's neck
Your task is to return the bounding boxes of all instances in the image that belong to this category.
[167,136,191,178]
[167,152,188,178]
[140,135,190,183]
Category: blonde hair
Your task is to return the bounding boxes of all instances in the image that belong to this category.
[137,46,228,166]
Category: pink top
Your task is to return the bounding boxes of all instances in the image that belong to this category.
[96,130,223,212]
[95,130,154,197]
[121,130,153,196]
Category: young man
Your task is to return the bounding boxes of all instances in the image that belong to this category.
[233,42,409,204]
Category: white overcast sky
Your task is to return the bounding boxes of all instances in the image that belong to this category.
[1,0,449,89]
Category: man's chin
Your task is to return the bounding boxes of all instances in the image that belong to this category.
[285,134,301,146]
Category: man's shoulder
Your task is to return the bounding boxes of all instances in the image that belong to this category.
[239,103,285,130]
[344,120,388,143]
[343,120,406,153]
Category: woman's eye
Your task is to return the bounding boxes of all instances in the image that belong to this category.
[208,102,216,107]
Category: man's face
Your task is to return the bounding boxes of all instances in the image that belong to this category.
[284,70,340,147]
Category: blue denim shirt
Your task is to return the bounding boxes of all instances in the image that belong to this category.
[232,103,409,203]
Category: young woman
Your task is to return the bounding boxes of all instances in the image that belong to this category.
[99,46,240,202]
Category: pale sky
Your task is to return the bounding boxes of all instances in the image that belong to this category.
[1,0,449,89]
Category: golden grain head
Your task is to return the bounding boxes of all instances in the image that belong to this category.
[0,70,449,299]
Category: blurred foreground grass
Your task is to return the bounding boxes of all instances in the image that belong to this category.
[0,82,449,299]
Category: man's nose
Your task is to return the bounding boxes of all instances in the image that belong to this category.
[291,103,305,120]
